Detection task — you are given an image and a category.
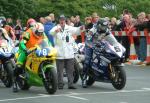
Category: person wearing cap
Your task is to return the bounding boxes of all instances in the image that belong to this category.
[50,14,84,89]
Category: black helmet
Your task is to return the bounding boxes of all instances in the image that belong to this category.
[96,19,109,34]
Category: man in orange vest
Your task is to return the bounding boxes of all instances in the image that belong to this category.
[12,22,47,92]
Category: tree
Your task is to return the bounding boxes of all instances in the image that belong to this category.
[1,0,150,23]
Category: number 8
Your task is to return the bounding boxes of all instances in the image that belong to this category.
[43,49,47,56]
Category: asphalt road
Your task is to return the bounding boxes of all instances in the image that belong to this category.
[0,64,150,103]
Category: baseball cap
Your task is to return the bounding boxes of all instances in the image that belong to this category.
[59,14,66,20]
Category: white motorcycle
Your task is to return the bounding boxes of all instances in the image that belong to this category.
[0,39,17,87]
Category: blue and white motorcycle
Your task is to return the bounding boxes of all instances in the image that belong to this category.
[0,39,17,87]
[75,34,126,90]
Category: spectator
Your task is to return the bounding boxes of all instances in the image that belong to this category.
[49,13,56,25]
[70,16,76,25]
[134,12,148,64]
[50,14,84,89]
[91,12,100,26]
[146,14,150,31]
[84,16,93,30]
[66,18,74,26]
[109,17,118,31]
[1,18,16,41]
[123,9,130,16]
[116,14,132,61]
[74,15,83,43]
[39,17,46,24]
[14,19,22,40]
[6,18,14,27]
[147,14,150,20]
[44,16,55,46]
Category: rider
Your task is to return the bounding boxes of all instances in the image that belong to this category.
[82,19,118,88]
[12,22,48,92]
[26,18,37,30]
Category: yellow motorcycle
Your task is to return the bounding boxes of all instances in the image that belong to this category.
[16,39,57,94]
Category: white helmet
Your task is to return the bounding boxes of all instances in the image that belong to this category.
[35,22,44,36]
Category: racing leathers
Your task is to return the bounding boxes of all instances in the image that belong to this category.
[13,27,49,92]
[82,24,119,88]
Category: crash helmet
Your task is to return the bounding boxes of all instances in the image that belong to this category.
[34,22,44,36]
[96,19,109,34]
[26,18,36,29]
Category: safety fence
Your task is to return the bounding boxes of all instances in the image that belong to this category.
[111,31,150,65]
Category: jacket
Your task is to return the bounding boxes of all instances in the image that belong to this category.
[50,24,82,59]
[44,21,55,46]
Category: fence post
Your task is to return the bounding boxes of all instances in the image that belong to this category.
[145,31,150,65]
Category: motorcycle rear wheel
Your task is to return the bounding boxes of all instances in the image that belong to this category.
[111,66,126,90]
[73,63,79,83]
[17,77,30,90]
[44,68,57,94]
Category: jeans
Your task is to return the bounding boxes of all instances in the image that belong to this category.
[139,37,147,62]
[83,46,93,74]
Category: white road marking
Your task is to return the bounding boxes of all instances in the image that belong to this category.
[0,88,150,102]
[142,88,150,90]
[0,95,49,102]
[66,95,88,101]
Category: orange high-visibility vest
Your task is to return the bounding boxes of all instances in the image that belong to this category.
[25,29,43,49]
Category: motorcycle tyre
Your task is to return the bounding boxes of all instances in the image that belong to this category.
[111,66,126,90]
[44,68,57,94]
[1,62,13,88]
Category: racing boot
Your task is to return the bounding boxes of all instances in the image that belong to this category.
[82,74,87,88]
[12,81,18,93]
[12,64,22,93]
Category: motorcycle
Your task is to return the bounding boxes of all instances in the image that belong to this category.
[75,34,126,90]
[16,39,58,94]
[74,42,85,82]
[0,39,16,87]
[63,42,80,84]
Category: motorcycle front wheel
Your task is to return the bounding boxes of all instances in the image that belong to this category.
[86,69,95,86]
[111,66,126,90]
[1,62,13,87]
[86,75,95,86]
[44,68,57,94]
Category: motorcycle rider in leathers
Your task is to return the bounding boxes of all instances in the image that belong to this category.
[82,19,119,88]
[12,22,50,92]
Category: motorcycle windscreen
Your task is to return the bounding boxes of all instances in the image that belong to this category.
[104,34,126,58]
[35,39,52,57]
